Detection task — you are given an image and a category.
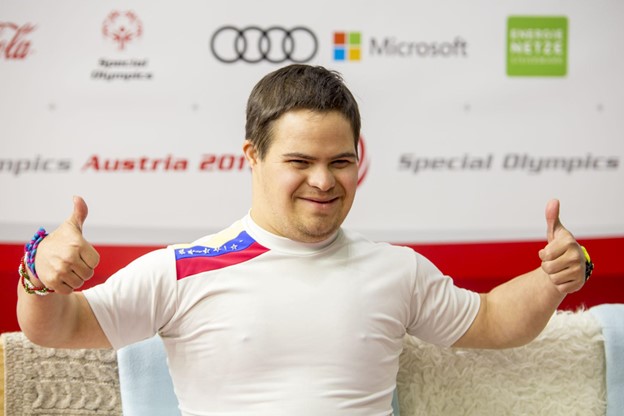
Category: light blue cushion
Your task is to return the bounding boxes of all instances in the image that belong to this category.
[590,304,624,416]
[392,388,401,415]
[117,336,180,416]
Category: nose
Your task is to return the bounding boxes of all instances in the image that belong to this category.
[307,165,336,191]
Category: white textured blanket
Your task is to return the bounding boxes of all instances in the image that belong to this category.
[2,332,121,416]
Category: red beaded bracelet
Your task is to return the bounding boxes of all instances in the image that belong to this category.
[19,255,54,295]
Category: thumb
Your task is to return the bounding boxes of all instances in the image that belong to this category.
[545,198,562,243]
[69,195,89,232]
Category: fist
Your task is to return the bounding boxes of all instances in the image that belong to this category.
[34,196,100,294]
[538,199,586,294]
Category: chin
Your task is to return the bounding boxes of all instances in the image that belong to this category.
[297,220,342,241]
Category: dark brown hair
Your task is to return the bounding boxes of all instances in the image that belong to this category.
[245,64,361,159]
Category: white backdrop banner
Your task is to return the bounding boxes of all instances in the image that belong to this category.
[1,0,622,244]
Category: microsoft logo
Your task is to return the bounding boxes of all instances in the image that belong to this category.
[507,16,568,77]
[333,31,361,61]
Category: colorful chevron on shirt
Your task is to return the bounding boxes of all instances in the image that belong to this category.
[173,223,269,279]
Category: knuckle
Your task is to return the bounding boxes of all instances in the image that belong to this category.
[541,262,555,275]
[541,247,555,261]
[541,247,551,258]
[49,260,64,276]
[565,239,579,251]
[55,257,73,273]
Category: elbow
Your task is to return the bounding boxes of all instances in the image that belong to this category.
[495,334,537,349]
[19,326,50,348]
[18,321,71,349]
[17,309,57,348]
[486,319,548,350]
[16,292,70,349]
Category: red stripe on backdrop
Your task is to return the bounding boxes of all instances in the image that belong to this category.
[1,237,622,334]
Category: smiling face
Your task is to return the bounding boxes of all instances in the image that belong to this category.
[244,109,359,243]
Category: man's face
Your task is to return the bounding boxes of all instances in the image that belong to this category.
[244,109,359,243]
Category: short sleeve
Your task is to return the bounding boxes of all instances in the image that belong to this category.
[83,248,178,350]
[406,252,480,347]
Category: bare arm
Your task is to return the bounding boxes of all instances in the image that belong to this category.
[16,196,111,349]
[453,199,586,349]
[17,290,110,349]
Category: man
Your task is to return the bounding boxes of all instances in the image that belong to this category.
[17,64,588,415]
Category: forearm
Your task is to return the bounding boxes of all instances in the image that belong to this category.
[18,282,75,346]
[16,280,110,349]
[483,267,565,348]
[452,200,586,350]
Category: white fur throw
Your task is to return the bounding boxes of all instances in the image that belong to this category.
[397,310,607,415]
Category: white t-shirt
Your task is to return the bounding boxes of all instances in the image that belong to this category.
[84,215,480,416]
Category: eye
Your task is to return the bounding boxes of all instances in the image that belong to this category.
[331,159,354,169]
[289,159,310,168]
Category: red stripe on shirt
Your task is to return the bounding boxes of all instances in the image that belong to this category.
[176,241,269,280]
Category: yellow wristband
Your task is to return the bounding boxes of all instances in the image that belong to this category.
[580,246,594,282]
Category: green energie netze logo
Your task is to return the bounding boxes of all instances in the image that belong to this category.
[507,16,568,77]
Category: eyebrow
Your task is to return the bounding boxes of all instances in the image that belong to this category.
[282,152,358,161]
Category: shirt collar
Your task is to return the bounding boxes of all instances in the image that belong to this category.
[243,213,340,255]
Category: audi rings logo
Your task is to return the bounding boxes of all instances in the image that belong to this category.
[210,26,318,64]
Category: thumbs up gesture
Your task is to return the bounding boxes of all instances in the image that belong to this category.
[538,199,586,294]
[33,196,100,295]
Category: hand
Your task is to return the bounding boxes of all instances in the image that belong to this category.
[33,196,100,295]
[538,199,585,294]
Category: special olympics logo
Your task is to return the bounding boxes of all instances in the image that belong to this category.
[210,26,318,64]
[357,136,370,187]
[102,10,143,51]
[0,22,36,60]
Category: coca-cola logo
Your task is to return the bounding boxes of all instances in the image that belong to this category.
[0,23,36,60]
[102,11,143,51]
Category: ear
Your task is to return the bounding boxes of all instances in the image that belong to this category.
[243,140,259,167]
